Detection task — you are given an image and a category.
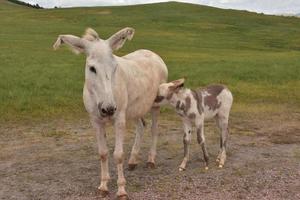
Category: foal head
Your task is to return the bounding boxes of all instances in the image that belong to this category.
[155,78,186,106]
[53,27,134,117]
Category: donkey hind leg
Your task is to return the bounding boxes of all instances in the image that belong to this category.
[179,118,192,171]
[91,120,110,197]
[196,120,209,170]
[147,106,160,168]
[128,118,145,170]
[216,115,229,168]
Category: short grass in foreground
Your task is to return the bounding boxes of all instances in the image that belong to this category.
[0,0,299,122]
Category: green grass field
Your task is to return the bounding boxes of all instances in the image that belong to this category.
[0,0,299,122]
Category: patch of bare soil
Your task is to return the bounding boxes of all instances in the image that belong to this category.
[0,113,299,200]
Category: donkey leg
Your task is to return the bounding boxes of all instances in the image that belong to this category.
[91,119,110,197]
[216,115,229,168]
[179,118,192,171]
[128,118,145,170]
[215,117,222,163]
[113,113,128,199]
[196,119,209,170]
[147,106,160,168]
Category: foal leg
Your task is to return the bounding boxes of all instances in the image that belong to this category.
[179,118,192,171]
[113,113,128,199]
[196,118,209,170]
[215,116,222,163]
[91,119,110,197]
[216,115,229,168]
[128,118,145,170]
[147,106,160,168]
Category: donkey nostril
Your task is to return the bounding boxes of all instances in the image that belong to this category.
[101,108,107,114]
[105,106,115,116]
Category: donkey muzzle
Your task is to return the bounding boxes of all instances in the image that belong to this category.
[98,103,117,117]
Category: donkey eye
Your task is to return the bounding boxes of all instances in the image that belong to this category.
[89,66,97,74]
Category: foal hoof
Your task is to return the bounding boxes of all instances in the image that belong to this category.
[117,194,130,200]
[146,162,156,169]
[218,164,223,168]
[98,189,109,197]
[205,166,209,170]
[128,164,137,171]
[179,167,185,172]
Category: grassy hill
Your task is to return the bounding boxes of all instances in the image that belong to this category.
[0,0,299,122]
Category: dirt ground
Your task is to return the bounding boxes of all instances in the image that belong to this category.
[0,112,300,200]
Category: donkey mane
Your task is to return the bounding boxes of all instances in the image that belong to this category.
[83,28,99,41]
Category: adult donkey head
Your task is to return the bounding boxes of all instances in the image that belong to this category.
[53,27,135,117]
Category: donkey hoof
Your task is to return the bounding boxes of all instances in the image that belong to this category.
[218,164,223,168]
[117,194,130,200]
[179,167,185,172]
[98,189,109,197]
[205,166,209,170]
[146,162,156,169]
[128,164,137,171]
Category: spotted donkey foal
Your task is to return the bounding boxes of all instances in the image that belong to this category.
[155,78,233,171]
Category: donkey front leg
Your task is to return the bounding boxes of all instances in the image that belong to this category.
[196,119,209,170]
[179,118,192,171]
[147,106,160,168]
[91,119,110,197]
[128,118,145,170]
[113,113,128,199]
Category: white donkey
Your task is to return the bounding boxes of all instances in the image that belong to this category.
[53,27,168,199]
[155,78,233,171]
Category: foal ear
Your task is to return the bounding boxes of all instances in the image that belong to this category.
[53,35,88,54]
[107,27,135,51]
[169,78,185,91]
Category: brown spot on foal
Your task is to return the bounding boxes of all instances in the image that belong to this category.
[196,127,203,144]
[188,113,196,119]
[204,95,222,110]
[203,85,225,110]
[154,95,164,103]
[176,101,181,110]
[192,90,203,114]
[184,96,191,113]
[206,85,225,96]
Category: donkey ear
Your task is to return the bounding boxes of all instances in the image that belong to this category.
[169,78,185,91]
[53,35,88,54]
[107,27,135,51]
